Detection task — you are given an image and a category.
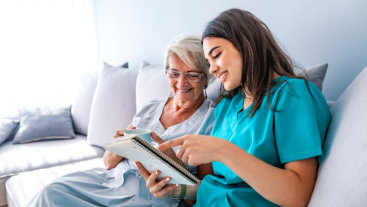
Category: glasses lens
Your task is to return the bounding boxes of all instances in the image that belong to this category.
[185,72,202,82]
[166,70,203,82]
[167,70,180,79]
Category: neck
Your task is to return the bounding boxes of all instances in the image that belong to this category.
[171,96,204,113]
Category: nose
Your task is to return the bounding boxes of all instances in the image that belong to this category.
[209,63,218,75]
[177,74,188,88]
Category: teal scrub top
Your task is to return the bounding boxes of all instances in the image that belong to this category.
[195,77,331,207]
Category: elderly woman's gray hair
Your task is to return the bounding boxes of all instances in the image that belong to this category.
[164,34,213,85]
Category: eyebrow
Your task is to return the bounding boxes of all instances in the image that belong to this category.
[208,46,220,56]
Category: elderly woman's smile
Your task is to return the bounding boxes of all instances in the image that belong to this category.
[167,53,206,109]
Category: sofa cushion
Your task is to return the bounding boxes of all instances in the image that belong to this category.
[71,70,98,136]
[71,63,128,136]
[308,66,367,206]
[296,63,328,91]
[135,62,171,112]
[13,105,75,144]
[87,62,138,147]
[0,134,103,178]
[0,134,104,206]
[0,119,19,144]
[6,158,105,207]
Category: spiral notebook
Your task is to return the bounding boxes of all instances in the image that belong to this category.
[104,135,200,186]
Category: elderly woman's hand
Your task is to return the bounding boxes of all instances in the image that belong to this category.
[103,125,136,170]
[136,162,180,198]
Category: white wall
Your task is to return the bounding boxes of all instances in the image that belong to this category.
[94,0,367,101]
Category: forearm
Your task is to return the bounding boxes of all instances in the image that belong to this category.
[218,142,317,207]
[103,151,124,170]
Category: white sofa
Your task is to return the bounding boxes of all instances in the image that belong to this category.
[1,61,367,207]
[0,62,220,207]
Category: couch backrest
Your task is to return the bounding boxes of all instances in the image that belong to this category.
[308,66,367,206]
[72,62,222,148]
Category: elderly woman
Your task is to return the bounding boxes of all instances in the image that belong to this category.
[27,34,214,207]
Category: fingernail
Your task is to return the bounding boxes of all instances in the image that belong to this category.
[166,177,171,181]
[155,170,159,175]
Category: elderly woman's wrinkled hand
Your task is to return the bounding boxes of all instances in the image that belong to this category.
[103,125,136,170]
[136,162,178,198]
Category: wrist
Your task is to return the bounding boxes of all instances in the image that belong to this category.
[217,139,230,163]
[171,184,186,199]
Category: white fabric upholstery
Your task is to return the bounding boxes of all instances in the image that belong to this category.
[87,63,138,147]
[0,134,103,206]
[309,67,367,206]
[71,70,98,135]
[6,158,105,207]
[0,135,103,178]
[206,78,221,101]
[135,62,171,112]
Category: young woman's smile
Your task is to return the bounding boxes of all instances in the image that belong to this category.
[203,37,243,91]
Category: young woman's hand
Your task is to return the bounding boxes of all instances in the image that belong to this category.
[136,162,179,198]
[103,125,136,170]
[159,134,228,166]
[151,132,186,168]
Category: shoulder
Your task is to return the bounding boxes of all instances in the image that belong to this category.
[270,77,328,111]
[136,98,165,115]
[272,77,322,100]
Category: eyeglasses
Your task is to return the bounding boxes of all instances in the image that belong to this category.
[166,69,204,82]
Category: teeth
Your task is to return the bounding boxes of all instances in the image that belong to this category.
[219,73,227,82]
[178,89,191,92]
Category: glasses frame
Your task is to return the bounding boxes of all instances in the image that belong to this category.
[166,69,204,83]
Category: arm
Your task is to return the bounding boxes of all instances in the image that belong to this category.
[220,141,317,207]
[103,125,135,170]
[160,135,318,207]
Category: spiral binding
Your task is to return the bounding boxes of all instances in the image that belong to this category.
[132,136,200,185]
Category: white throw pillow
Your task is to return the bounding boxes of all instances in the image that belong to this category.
[87,62,138,147]
[135,62,171,112]
[71,70,98,135]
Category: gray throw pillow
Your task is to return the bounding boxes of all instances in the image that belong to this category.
[296,63,328,91]
[0,119,19,144]
[13,105,75,144]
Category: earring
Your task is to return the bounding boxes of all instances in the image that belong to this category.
[204,84,208,99]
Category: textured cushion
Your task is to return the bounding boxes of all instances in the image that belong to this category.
[308,66,367,207]
[71,71,98,135]
[135,62,171,111]
[296,63,328,91]
[0,119,18,144]
[0,135,103,178]
[6,158,105,207]
[87,62,138,147]
[206,78,221,101]
[13,105,75,144]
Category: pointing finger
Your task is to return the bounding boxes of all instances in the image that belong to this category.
[158,137,185,151]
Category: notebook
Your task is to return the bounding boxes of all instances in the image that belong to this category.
[104,135,200,186]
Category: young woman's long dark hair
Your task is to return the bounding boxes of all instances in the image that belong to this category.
[202,8,304,117]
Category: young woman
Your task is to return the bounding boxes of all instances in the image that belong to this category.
[138,8,331,207]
